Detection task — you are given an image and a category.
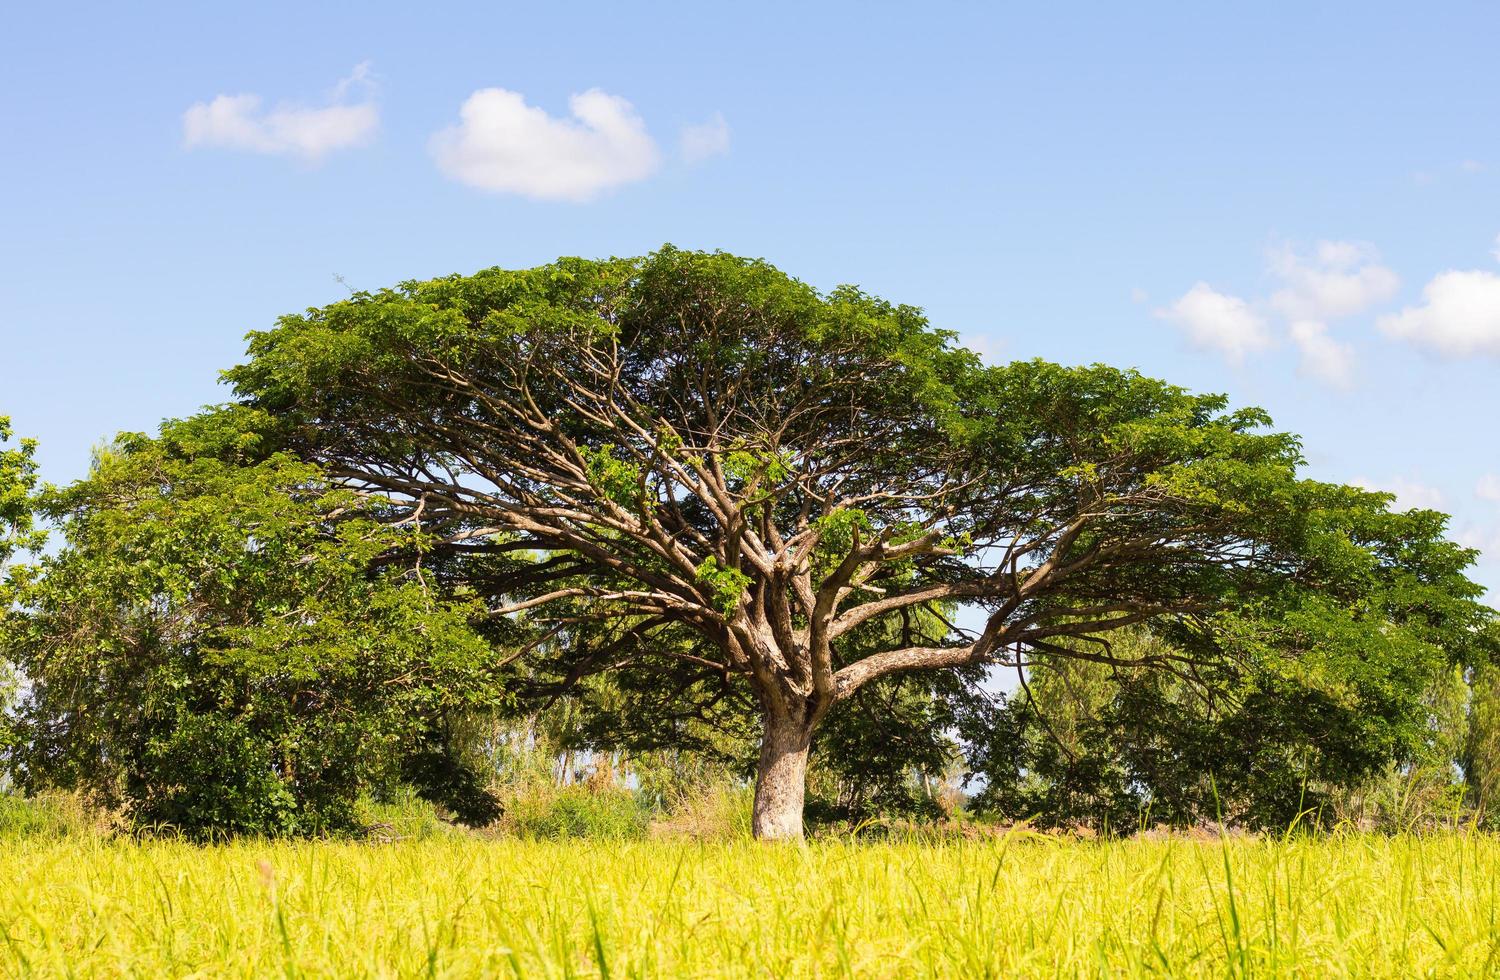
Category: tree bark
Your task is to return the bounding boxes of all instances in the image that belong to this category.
[751,706,815,840]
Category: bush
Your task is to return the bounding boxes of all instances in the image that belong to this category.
[501,785,649,840]
[651,783,755,840]
[0,791,106,838]
[135,714,299,837]
[354,786,464,841]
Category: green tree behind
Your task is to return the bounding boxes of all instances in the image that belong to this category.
[1,409,510,835]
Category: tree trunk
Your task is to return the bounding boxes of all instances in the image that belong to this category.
[752,707,814,840]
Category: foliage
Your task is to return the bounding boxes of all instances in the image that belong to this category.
[0,416,43,749]
[216,247,1494,836]
[0,409,510,836]
[1464,648,1500,825]
[0,415,44,568]
[352,786,470,841]
[0,791,104,839]
[805,635,974,823]
[500,784,650,840]
[965,621,1487,831]
[6,250,1494,839]
[648,782,756,839]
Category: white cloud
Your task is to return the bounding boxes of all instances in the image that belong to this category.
[183,63,378,162]
[1129,287,1149,304]
[1492,233,1500,264]
[1415,161,1485,184]
[1156,240,1398,384]
[960,332,1006,365]
[1466,475,1500,567]
[1268,240,1399,321]
[680,112,731,164]
[1155,283,1272,362]
[1378,269,1500,358]
[1353,476,1448,512]
[1262,241,1397,386]
[1455,523,1500,559]
[430,88,661,201]
[331,61,375,101]
[1288,320,1354,388]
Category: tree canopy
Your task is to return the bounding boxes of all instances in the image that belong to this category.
[963,625,1480,830]
[0,416,42,569]
[2,410,509,834]
[215,247,1494,838]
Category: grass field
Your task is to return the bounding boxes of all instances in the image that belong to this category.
[4,831,1500,977]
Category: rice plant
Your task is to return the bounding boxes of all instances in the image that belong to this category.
[3,830,1499,977]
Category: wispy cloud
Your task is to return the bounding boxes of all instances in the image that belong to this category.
[1157,239,1400,387]
[1268,241,1399,322]
[1269,240,1397,388]
[183,63,378,162]
[1288,320,1354,388]
[680,112,731,164]
[1414,159,1486,184]
[1352,475,1448,512]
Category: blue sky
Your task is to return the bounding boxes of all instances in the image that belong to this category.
[3,1,1498,598]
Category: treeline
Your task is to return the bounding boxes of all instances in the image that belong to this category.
[1,248,1495,839]
[4,411,1494,839]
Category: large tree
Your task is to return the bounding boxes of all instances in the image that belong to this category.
[225,247,1492,838]
[0,416,43,740]
[2,410,510,834]
[0,416,42,569]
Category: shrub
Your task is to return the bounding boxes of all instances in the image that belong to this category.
[0,791,107,838]
[501,785,649,840]
[354,786,463,841]
[651,783,755,840]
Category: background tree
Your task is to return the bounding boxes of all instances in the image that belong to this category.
[554,601,972,823]
[224,247,1494,839]
[564,651,972,824]
[964,621,1482,831]
[0,415,44,760]
[1465,649,1500,825]
[806,671,970,824]
[1,409,509,835]
[0,415,42,569]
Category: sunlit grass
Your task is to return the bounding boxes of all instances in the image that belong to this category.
[4,831,1499,977]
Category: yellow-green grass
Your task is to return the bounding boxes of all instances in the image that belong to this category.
[4,832,1499,977]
